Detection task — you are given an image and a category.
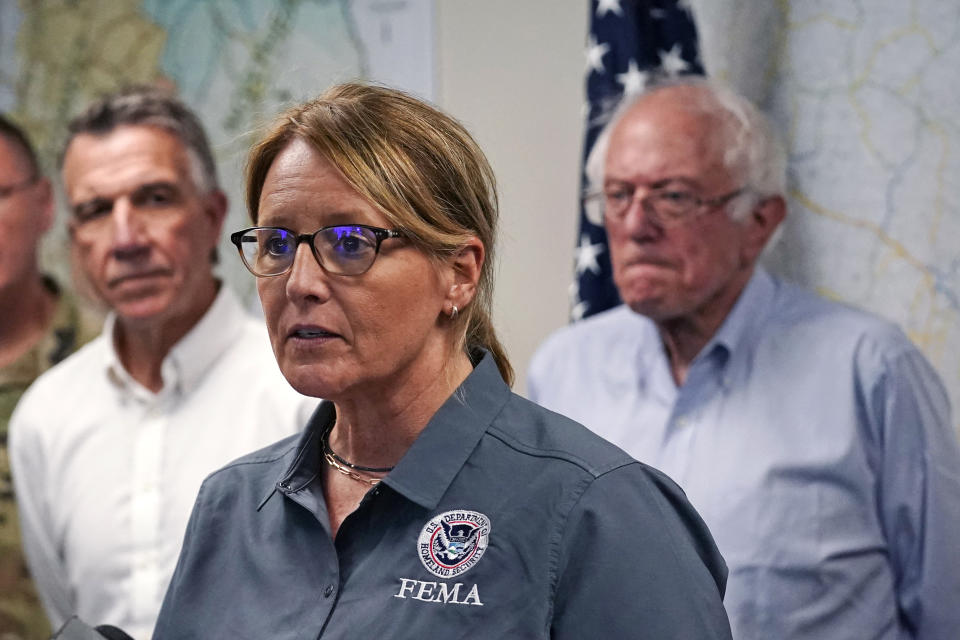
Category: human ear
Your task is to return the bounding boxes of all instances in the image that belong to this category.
[742,195,785,265]
[445,236,485,312]
[202,189,229,243]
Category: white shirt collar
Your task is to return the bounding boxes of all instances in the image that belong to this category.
[101,286,249,397]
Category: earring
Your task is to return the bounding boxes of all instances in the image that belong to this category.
[450,305,459,320]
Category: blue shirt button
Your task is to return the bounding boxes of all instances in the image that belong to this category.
[324,584,335,598]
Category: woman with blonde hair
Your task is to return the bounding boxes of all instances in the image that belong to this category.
[154,83,731,639]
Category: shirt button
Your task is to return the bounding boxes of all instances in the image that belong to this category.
[278,481,290,490]
[324,584,335,598]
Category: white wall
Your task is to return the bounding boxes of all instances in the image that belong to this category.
[436,1,587,393]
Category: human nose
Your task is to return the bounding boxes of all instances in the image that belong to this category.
[284,240,331,304]
[618,191,662,238]
[109,200,150,258]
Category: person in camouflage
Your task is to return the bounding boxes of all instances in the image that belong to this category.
[0,114,100,639]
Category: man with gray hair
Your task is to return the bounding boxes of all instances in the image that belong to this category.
[528,79,960,639]
[9,87,315,638]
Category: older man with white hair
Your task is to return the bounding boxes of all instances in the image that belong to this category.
[528,79,960,639]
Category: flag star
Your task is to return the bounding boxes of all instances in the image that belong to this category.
[586,35,610,73]
[568,281,589,321]
[575,234,605,276]
[615,59,649,95]
[571,298,590,322]
[659,44,690,76]
[596,0,623,18]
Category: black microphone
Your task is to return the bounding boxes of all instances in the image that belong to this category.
[95,625,135,640]
[51,617,135,640]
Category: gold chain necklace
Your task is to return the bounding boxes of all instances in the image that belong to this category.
[320,423,394,487]
[323,450,385,486]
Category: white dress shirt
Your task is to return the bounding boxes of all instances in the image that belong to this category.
[10,286,318,639]
[528,268,960,640]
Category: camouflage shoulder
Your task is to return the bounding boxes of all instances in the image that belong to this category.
[48,282,104,365]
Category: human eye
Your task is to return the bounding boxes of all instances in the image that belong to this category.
[134,184,179,209]
[660,189,695,203]
[73,199,112,224]
[603,184,633,205]
[329,227,376,258]
[651,188,697,218]
[261,229,294,257]
[313,226,378,274]
[601,183,638,217]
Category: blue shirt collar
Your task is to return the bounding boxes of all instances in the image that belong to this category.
[697,267,777,372]
[635,268,777,394]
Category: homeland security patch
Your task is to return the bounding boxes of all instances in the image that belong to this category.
[418,510,491,578]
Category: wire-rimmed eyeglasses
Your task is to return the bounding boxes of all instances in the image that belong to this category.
[583,184,746,227]
[230,224,405,277]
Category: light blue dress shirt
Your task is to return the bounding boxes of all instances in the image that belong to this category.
[528,268,960,640]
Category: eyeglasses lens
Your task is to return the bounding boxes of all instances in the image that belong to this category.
[315,226,378,275]
[239,228,295,276]
[595,187,700,224]
[647,191,698,221]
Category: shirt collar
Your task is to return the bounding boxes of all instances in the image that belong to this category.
[707,267,776,358]
[636,267,777,394]
[385,351,510,509]
[273,403,331,498]
[102,285,248,396]
[272,350,511,511]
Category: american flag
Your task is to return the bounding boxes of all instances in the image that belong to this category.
[571,0,704,321]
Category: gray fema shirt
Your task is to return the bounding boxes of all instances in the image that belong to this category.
[154,352,732,639]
